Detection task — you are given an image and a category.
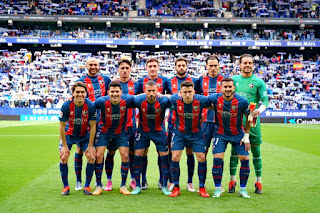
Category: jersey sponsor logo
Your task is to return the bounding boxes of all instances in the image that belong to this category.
[249,83,254,88]
[231,105,238,111]
[82,110,88,116]
[70,117,88,124]
[178,112,199,119]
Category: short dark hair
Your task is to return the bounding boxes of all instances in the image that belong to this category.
[180,81,194,89]
[118,59,132,67]
[221,77,234,85]
[108,80,122,90]
[175,57,188,66]
[72,81,87,93]
[146,57,159,65]
[240,53,254,64]
[145,80,157,87]
[205,55,219,64]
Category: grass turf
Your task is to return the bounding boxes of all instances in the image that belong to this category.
[0,122,319,212]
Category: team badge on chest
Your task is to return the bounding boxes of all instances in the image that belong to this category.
[249,83,254,88]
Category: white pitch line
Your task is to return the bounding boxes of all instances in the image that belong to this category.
[0,135,59,136]
[0,122,57,128]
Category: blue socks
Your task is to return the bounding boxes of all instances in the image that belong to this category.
[129,153,135,179]
[84,163,95,187]
[133,155,143,187]
[121,162,130,187]
[105,153,114,179]
[74,153,83,183]
[142,156,148,183]
[187,154,195,183]
[60,163,68,187]
[160,155,170,187]
[171,161,180,186]
[95,162,103,187]
[240,160,250,188]
[212,158,223,187]
[198,161,207,188]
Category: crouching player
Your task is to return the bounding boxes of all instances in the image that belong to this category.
[209,77,251,199]
[131,80,172,195]
[169,81,212,198]
[59,82,97,195]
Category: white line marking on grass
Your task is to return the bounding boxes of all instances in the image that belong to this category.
[0,122,56,128]
[0,135,59,136]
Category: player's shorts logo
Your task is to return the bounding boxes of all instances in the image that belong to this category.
[249,83,254,88]
[82,110,88,116]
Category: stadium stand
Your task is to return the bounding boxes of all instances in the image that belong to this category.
[1,49,319,110]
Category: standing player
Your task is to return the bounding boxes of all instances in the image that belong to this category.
[74,57,111,191]
[59,82,97,195]
[136,57,169,190]
[104,59,139,191]
[167,57,197,192]
[93,81,135,195]
[229,54,269,194]
[209,77,251,199]
[198,55,224,154]
[169,81,211,198]
[131,80,171,195]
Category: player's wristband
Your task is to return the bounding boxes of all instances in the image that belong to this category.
[243,133,250,144]
[258,105,267,114]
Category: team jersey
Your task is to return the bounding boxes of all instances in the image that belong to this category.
[136,75,169,94]
[232,75,269,111]
[134,94,171,132]
[116,79,139,128]
[167,75,196,127]
[197,74,224,123]
[208,93,250,142]
[78,74,111,101]
[95,94,135,135]
[59,98,97,139]
[170,94,210,134]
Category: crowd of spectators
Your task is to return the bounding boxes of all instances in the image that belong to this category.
[1,49,319,110]
[1,0,319,18]
[223,0,320,18]
[1,25,319,41]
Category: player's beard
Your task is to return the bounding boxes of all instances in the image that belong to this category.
[177,70,186,77]
[147,95,156,102]
[89,68,98,76]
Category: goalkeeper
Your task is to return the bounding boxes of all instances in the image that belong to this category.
[229,54,269,194]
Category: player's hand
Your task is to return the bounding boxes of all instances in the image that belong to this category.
[85,146,96,160]
[240,133,250,151]
[157,92,164,98]
[60,146,70,159]
[202,72,208,78]
[252,109,260,118]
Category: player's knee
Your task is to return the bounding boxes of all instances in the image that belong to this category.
[85,153,95,163]
[60,155,69,164]
[172,154,180,162]
[96,151,104,162]
[238,155,249,161]
[120,153,129,162]
[196,153,206,162]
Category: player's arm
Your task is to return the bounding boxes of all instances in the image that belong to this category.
[59,121,70,158]
[253,80,269,117]
[86,120,96,158]
[240,100,251,151]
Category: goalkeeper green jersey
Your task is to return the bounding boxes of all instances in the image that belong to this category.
[232,75,269,109]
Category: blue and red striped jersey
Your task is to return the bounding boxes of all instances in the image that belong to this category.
[167,75,196,128]
[197,74,224,123]
[94,94,135,135]
[170,94,210,134]
[208,93,250,141]
[136,76,169,94]
[117,79,139,128]
[59,98,97,139]
[78,74,111,101]
[134,94,171,132]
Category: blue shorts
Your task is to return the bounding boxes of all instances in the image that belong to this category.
[59,135,89,151]
[212,136,249,156]
[171,129,206,153]
[127,127,137,152]
[202,122,215,148]
[135,128,168,152]
[96,132,129,149]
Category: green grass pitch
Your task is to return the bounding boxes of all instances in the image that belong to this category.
[0,122,319,212]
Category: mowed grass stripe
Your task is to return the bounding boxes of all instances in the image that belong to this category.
[1,141,319,213]
[262,124,320,156]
